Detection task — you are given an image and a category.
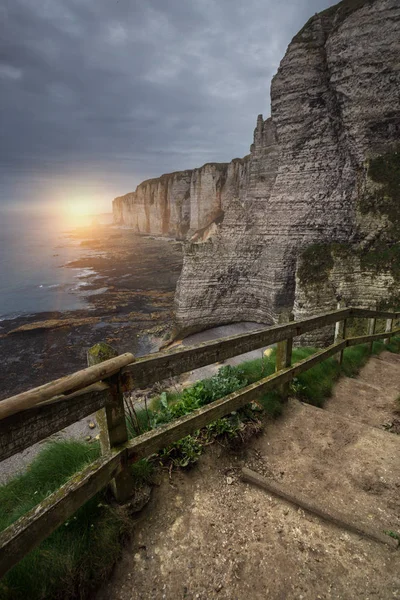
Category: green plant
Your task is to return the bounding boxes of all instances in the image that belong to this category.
[151,365,248,428]
[383,530,400,542]
[366,146,400,231]
[257,392,284,418]
[0,441,129,600]
[290,377,307,397]
[159,434,203,468]
[130,458,154,486]
[206,416,242,439]
[297,243,334,286]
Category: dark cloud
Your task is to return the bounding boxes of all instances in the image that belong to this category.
[0,0,338,208]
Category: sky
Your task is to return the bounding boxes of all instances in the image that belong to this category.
[0,0,339,214]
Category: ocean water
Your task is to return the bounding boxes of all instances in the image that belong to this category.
[0,210,111,320]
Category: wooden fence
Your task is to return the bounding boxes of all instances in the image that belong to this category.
[0,306,399,576]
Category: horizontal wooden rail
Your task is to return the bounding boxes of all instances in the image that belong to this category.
[122,309,399,389]
[1,307,398,423]
[0,383,110,462]
[0,352,134,421]
[122,308,352,388]
[347,328,400,347]
[350,308,400,320]
[6,327,398,465]
[0,311,398,462]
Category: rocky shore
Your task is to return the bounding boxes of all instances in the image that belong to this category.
[0,225,183,401]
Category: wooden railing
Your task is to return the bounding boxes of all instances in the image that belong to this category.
[0,306,399,576]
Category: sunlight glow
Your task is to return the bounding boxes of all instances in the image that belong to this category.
[64,199,96,218]
[61,198,99,227]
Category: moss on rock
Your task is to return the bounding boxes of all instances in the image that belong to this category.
[360,146,400,236]
[297,242,354,287]
[297,243,334,286]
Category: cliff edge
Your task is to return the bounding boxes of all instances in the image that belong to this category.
[115,0,400,340]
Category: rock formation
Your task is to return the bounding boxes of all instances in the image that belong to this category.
[113,163,229,240]
[115,0,400,342]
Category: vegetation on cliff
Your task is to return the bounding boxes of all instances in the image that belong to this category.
[362,146,400,235]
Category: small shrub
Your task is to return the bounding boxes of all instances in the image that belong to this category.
[258,392,283,418]
[159,434,203,468]
[130,459,154,486]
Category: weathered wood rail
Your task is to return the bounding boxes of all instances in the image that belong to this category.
[0,306,399,576]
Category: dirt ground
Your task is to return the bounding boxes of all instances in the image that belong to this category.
[97,352,400,600]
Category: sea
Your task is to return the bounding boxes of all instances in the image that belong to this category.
[0,210,112,321]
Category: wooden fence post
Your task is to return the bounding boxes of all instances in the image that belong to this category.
[367,317,377,353]
[334,300,346,363]
[384,318,394,345]
[275,312,294,401]
[339,318,348,365]
[87,342,133,503]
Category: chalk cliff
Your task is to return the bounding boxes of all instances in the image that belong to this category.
[115,0,400,341]
[176,0,400,338]
[113,163,229,239]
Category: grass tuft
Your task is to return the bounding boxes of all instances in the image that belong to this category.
[131,459,154,487]
[0,440,130,600]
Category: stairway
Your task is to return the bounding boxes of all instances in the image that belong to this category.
[97,352,400,600]
[250,350,400,543]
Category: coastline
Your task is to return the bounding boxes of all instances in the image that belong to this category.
[0,225,183,401]
[0,224,269,483]
[0,225,184,481]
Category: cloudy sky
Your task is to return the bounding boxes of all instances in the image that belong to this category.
[0,0,338,212]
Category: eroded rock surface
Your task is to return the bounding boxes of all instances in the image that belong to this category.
[115,0,400,340]
[113,163,229,240]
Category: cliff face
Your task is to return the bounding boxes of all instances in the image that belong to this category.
[175,0,400,336]
[113,163,229,239]
[113,170,193,239]
[115,0,399,340]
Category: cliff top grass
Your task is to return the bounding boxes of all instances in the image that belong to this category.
[2,335,400,599]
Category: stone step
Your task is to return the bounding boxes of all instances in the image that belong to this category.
[376,351,400,367]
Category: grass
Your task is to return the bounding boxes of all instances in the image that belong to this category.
[0,441,131,600]
[1,336,400,599]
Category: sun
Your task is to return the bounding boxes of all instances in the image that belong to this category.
[64,199,95,217]
[61,198,98,227]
